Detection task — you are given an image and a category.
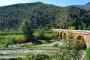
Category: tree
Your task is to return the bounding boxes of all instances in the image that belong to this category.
[82,23,87,30]
[88,26,90,30]
[78,25,82,30]
[13,23,17,30]
[20,19,33,39]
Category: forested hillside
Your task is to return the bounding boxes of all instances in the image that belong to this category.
[0,2,90,30]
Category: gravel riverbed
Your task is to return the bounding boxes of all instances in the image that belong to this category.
[0,49,56,54]
[0,56,26,59]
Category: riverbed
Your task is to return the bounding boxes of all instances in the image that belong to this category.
[0,49,56,54]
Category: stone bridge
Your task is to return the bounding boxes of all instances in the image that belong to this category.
[53,29,90,47]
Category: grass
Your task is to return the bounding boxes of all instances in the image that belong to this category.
[0,30,23,34]
[45,34,56,38]
[0,30,23,44]
[26,46,58,50]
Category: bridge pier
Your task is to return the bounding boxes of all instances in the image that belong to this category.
[62,33,64,39]
[87,33,90,47]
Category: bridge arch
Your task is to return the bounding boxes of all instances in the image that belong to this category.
[75,35,86,42]
[76,35,87,50]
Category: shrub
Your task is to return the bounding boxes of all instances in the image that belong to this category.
[34,29,45,40]
[84,47,90,60]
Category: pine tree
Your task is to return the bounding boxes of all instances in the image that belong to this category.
[20,19,33,39]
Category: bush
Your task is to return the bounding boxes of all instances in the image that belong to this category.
[34,29,45,40]
[84,47,90,60]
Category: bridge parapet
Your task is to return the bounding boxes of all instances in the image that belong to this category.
[52,29,90,47]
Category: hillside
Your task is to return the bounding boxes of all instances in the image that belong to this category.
[83,2,90,10]
[72,2,90,10]
[72,5,85,8]
[0,2,90,30]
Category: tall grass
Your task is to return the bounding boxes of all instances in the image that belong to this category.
[5,35,27,44]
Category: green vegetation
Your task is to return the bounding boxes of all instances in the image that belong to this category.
[5,35,27,44]
[0,30,85,60]
[0,2,90,30]
[33,54,50,60]
[0,25,86,60]
[20,19,34,39]
[34,28,46,40]
[0,2,89,59]
[52,31,84,60]
[0,29,57,49]
[0,54,51,60]
[34,29,57,40]
[84,47,90,60]
[0,30,22,34]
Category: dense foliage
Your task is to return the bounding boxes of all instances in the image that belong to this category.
[0,2,90,30]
